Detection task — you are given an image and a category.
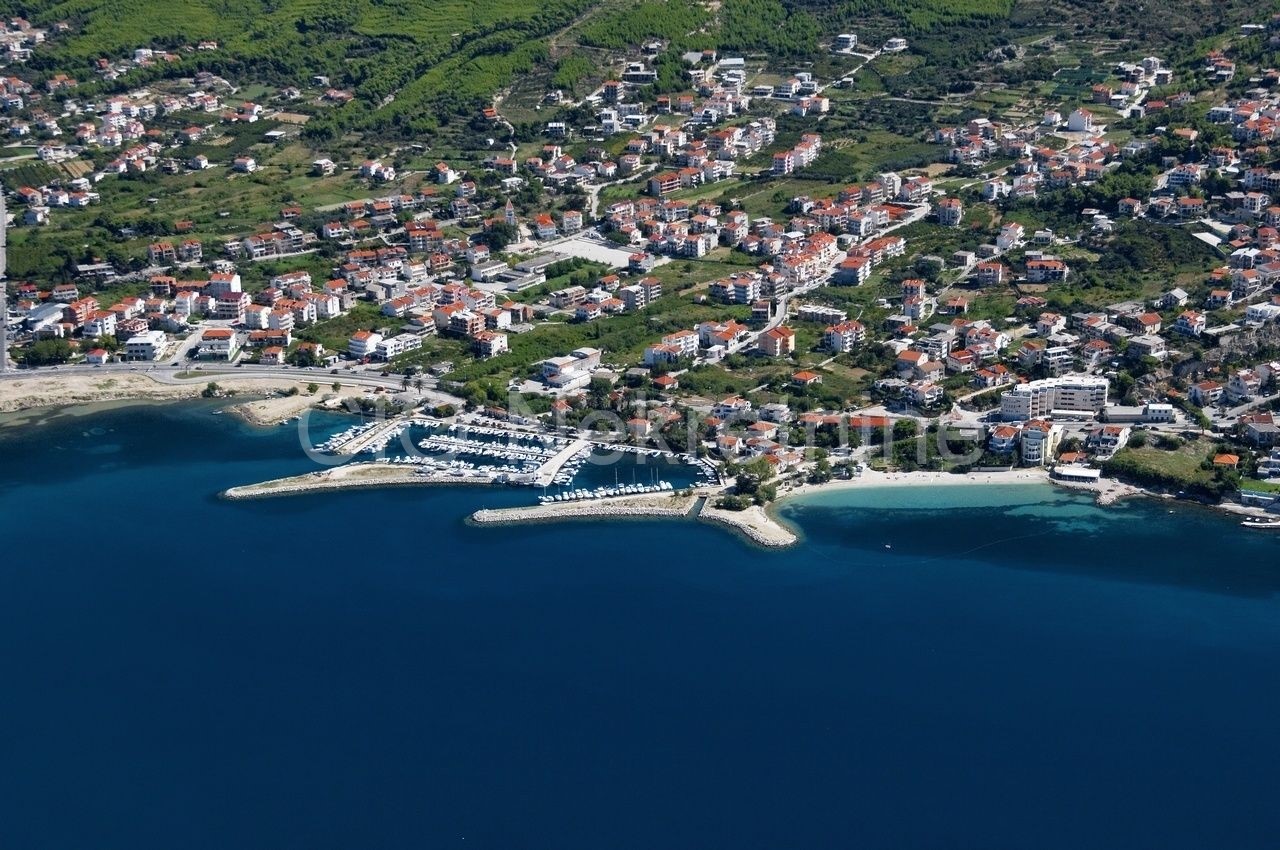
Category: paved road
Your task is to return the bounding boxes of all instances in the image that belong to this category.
[1217,390,1280,421]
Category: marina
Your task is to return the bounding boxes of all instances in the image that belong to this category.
[306,410,719,496]
[537,480,676,503]
[231,409,718,498]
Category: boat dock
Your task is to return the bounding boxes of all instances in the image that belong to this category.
[534,438,590,487]
[333,416,437,455]
[310,416,716,492]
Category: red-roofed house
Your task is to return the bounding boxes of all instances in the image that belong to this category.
[759,326,796,357]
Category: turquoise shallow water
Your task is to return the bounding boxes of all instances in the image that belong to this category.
[1,402,1278,849]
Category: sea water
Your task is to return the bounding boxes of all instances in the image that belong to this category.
[1,402,1277,848]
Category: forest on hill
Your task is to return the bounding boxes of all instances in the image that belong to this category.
[3,0,1272,142]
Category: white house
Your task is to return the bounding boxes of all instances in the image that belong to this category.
[1067,108,1094,133]
[124,330,166,361]
[348,330,383,360]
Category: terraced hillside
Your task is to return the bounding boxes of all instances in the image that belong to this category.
[3,0,597,136]
[3,0,1273,139]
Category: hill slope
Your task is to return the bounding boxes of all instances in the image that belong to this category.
[4,0,1271,138]
[6,0,596,136]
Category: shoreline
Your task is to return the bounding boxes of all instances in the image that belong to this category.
[224,454,1275,536]
[12,391,1270,526]
[779,467,1056,502]
[700,499,799,547]
[775,466,1156,509]
[470,491,800,548]
[225,392,346,426]
[0,372,335,422]
[774,465,1276,519]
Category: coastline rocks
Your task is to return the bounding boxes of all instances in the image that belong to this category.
[226,393,321,426]
[1048,476,1143,506]
[222,463,492,499]
[472,495,697,525]
[697,501,798,548]
[0,373,317,415]
[470,493,798,548]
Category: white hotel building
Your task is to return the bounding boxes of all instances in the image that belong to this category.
[1000,375,1109,421]
[124,330,166,362]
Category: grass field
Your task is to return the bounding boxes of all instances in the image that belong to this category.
[1106,443,1217,489]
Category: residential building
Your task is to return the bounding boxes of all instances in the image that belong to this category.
[1173,311,1206,336]
[999,376,1109,421]
[823,320,866,353]
[197,328,238,360]
[759,326,796,357]
[472,330,509,358]
[1128,335,1167,361]
[1087,424,1131,458]
[1228,369,1263,402]
[988,424,1020,454]
[996,223,1024,251]
[1067,108,1094,133]
[1020,419,1061,466]
[937,197,963,227]
[124,330,165,361]
[83,310,116,338]
[905,381,944,408]
[712,395,752,421]
[348,330,383,360]
[976,261,1006,286]
[1026,258,1070,283]
[374,333,423,361]
[538,348,603,390]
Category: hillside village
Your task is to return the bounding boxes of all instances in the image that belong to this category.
[4,10,1280,507]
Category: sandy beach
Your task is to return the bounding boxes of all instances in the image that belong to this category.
[780,467,1052,501]
[776,466,1157,508]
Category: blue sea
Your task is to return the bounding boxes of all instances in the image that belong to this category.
[2,402,1279,849]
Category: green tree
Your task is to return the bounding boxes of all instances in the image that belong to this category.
[485,222,519,251]
[733,456,778,505]
[20,339,73,366]
[808,456,833,484]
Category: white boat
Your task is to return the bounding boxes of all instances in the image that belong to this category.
[1240,517,1280,530]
